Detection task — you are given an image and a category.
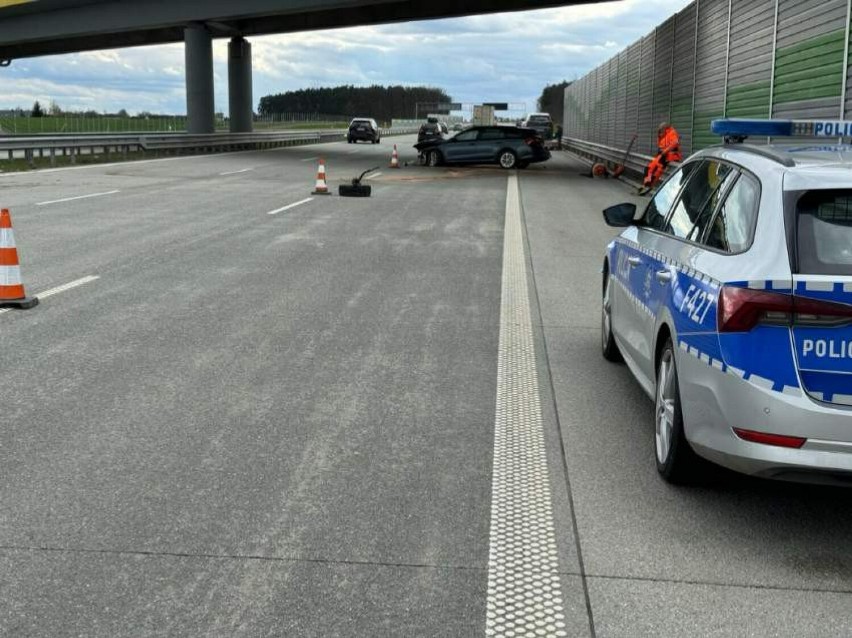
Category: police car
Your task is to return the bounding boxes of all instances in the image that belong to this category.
[601,118,852,484]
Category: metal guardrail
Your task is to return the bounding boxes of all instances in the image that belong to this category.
[563,137,652,180]
[563,136,683,185]
[0,127,418,166]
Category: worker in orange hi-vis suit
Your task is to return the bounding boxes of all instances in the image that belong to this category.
[639,122,682,195]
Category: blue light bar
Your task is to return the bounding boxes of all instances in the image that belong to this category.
[711,118,852,139]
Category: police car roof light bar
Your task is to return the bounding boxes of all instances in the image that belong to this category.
[711,118,852,141]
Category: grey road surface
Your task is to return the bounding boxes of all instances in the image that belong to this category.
[1,137,851,637]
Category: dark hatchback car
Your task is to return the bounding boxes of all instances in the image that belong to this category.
[348,118,381,144]
[418,117,444,143]
[415,126,551,169]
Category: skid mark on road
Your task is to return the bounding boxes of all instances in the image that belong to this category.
[486,173,569,637]
[0,275,99,316]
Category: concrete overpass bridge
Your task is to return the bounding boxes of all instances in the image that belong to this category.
[0,0,604,134]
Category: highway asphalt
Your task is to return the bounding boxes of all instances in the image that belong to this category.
[1,135,851,637]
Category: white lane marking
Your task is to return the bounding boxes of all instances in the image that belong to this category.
[365,171,383,180]
[36,190,120,206]
[38,275,100,299]
[267,198,314,215]
[486,173,568,638]
[0,275,99,315]
[347,150,360,155]
[299,156,320,162]
[219,168,253,176]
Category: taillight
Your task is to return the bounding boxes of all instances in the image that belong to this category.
[717,287,792,332]
[717,285,852,332]
[733,428,807,448]
[524,137,541,146]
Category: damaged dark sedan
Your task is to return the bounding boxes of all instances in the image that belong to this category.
[414,125,551,170]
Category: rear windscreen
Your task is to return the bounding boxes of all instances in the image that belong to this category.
[797,189,852,275]
[528,116,551,124]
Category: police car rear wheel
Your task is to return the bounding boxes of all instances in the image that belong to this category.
[601,273,622,362]
[655,339,700,484]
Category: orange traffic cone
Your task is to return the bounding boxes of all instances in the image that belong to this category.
[0,209,38,309]
[389,144,400,169]
[312,158,331,195]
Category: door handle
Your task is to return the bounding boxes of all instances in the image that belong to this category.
[627,256,642,267]
[656,270,672,283]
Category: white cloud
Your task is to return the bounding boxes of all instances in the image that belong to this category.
[0,0,693,116]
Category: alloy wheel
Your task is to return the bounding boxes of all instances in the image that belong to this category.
[655,350,676,464]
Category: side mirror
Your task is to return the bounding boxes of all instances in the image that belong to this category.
[603,203,638,227]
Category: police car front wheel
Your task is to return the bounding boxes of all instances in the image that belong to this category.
[601,273,622,362]
[655,339,701,484]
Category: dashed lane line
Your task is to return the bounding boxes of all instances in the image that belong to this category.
[219,168,253,176]
[0,275,100,315]
[36,191,120,206]
[267,198,314,215]
[299,156,320,162]
[486,173,569,638]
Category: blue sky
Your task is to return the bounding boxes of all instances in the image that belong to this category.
[1,0,692,118]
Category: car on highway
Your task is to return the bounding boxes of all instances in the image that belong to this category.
[600,118,852,485]
[415,125,550,170]
[418,116,444,143]
[348,118,381,144]
[521,112,554,140]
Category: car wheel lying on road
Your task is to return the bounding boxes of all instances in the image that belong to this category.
[499,150,517,169]
[655,338,701,484]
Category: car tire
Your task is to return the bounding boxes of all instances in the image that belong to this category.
[498,150,517,169]
[601,272,622,363]
[655,338,702,484]
[426,149,442,167]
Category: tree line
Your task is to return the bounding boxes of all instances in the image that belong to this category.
[257,85,452,122]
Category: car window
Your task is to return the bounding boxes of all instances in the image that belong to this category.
[704,173,760,253]
[796,189,852,275]
[478,128,505,140]
[664,161,733,240]
[687,163,738,243]
[643,166,689,231]
[454,130,478,142]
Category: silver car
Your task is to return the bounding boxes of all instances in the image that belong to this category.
[602,137,852,485]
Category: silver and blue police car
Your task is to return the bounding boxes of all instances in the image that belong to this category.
[601,119,852,485]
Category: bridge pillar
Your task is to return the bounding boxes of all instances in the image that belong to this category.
[184,24,215,134]
[228,37,253,133]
